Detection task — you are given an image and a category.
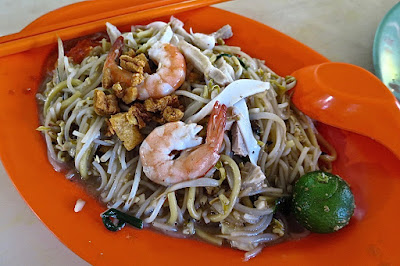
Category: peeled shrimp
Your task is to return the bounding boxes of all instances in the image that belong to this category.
[137,41,186,100]
[102,36,186,100]
[139,102,227,186]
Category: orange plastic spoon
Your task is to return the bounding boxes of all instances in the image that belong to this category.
[291,62,400,160]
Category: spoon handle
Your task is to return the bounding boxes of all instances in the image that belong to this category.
[291,62,400,160]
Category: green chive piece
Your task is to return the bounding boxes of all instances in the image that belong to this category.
[101,208,143,232]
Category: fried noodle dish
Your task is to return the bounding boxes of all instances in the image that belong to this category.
[37,18,336,260]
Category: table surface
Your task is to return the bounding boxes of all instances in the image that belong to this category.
[0,0,397,265]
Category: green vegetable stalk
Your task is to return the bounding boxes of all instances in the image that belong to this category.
[101,208,143,232]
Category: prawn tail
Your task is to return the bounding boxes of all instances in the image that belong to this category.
[102,36,131,89]
[105,36,124,66]
[206,101,227,151]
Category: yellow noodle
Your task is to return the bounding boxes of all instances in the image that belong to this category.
[209,155,241,223]
[187,187,201,220]
[195,227,223,246]
[167,192,178,225]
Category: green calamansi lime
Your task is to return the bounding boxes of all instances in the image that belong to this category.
[292,171,355,234]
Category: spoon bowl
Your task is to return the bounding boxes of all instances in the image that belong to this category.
[291,62,400,160]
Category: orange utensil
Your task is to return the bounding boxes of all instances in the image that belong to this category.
[0,0,230,58]
[291,62,400,160]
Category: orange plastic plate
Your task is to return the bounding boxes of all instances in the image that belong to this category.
[0,4,399,266]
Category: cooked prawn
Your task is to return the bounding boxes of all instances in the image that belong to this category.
[102,36,186,100]
[140,102,227,186]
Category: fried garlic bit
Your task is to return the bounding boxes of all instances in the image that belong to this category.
[120,53,150,74]
[108,112,144,151]
[112,82,139,105]
[106,103,151,150]
[162,106,184,122]
[144,95,184,123]
[93,90,120,116]
[102,48,149,104]
[126,103,151,129]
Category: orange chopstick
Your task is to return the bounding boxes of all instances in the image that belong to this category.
[2,0,187,43]
[0,0,230,57]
